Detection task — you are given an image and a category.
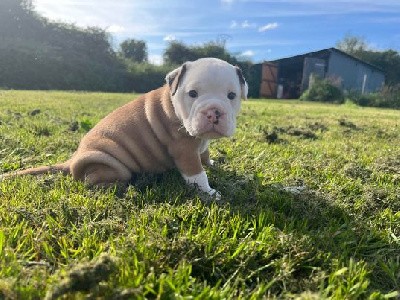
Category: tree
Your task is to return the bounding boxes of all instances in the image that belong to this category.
[163,40,240,65]
[194,41,232,62]
[119,39,148,63]
[336,34,368,56]
[163,41,197,65]
[0,0,44,39]
[0,0,35,19]
[0,0,130,91]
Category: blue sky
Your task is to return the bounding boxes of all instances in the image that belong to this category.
[33,0,400,64]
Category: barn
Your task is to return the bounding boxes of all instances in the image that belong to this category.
[255,48,385,99]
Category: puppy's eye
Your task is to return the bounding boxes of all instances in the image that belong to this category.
[188,90,198,98]
[227,92,236,100]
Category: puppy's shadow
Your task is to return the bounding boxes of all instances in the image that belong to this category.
[122,170,198,203]
[90,161,396,292]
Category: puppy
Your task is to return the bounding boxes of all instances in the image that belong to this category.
[1,58,248,199]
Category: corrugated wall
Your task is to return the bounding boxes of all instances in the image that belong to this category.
[327,51,385,93]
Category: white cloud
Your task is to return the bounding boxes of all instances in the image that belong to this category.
[221,0,235,9]
[107,25,125,33]
[258,22,279,32]
[231,20,257,29]
[240,50,255,56]
[230,20,238,28]
[33,0,160,36]
[163,34,176,42]
[241,20,256,28]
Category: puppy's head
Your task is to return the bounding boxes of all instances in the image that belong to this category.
[166,58,248,139]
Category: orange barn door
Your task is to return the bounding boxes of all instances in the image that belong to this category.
[260,62,278,98]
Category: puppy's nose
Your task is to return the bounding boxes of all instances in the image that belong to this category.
[205,109,222,125]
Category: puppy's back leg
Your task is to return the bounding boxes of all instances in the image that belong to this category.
[83,163,131,186]
[200,148,214,167]
[70,151,131,185]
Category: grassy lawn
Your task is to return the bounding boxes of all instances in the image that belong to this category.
[0,90,399,299]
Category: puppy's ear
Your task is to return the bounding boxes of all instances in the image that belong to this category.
[235,66,248,100]
[166,63,187,96]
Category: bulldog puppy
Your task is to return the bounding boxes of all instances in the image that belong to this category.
[1,58,248,199]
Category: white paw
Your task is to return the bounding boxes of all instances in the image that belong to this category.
[182,171,221,200]
[209,159,215,166]
[208,188,221,201]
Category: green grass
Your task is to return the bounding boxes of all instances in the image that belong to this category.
[0,90,399,299]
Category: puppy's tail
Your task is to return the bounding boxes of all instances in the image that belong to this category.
[0,161,71,181]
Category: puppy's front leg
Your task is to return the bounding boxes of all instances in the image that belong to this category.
[173,150,220,200]
[182,171,221,200]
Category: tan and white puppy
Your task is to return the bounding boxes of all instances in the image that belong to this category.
[1,58,247,199]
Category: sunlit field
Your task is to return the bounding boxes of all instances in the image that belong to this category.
[1,90,399,299]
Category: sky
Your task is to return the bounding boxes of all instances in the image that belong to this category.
[33,0,400,64]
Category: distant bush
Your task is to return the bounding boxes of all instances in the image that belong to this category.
[300,77,344,103]
[347,85,400,109]
[164,41,238,66]
[124,62,177,93]
[124,61,252,94]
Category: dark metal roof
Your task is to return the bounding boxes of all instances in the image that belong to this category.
[268,47,384,73]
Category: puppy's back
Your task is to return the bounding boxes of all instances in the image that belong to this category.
[70,86,186,180]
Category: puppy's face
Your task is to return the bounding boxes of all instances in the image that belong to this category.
[167,58,248,139]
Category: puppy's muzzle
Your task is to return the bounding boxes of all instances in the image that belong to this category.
[203,107,225,125]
